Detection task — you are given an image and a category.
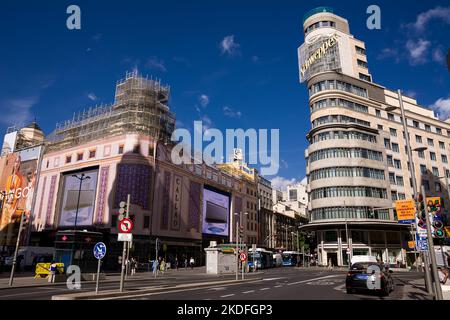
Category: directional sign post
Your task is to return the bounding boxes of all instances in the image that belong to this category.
[93,242,106,294]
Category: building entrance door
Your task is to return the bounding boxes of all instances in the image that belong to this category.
[327,252,338,267]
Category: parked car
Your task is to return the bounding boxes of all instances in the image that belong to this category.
[4,247,54,270]
[346,256,395,296]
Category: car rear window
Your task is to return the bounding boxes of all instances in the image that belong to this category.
[350,262,379,271]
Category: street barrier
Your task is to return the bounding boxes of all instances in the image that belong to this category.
[35,263,65,279]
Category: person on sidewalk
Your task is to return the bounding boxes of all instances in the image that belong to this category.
[189,257,195,269]
[152,259,159,276]
[438,267,449,285]
[160,258,166,275]
[48,261,57,283]
[184,257,188,270]
[328,258,333,271]
[131,257,137,276]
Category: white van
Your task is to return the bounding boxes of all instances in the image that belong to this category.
[5,246,54,269]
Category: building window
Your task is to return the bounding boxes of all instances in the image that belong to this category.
[89,149,96,158]
[387,155,393,167]
[430,152,436,161]
[427,138,434,147]
[435,182,442,192]
[384,138,391,149]
[144,216,150,229]
[416,135,422,143]
[436,127,442,135]
[396,176,404,186]
[357,59,368,69]
[418,150,425,158]
[355,46,366,55]
[376,109,381,117]
[432,167,439,176]
[413,121,419,128]
[420,165,427,174]
[359,73,371,82]
[118,144,124,154]
[425,124,431,132]
[392,143,399,152]
[133,144,140,154]
[442,155,448,163]
[387,113,395,121]
[394,159,402,169]
[391,191,398,201]
[65,155,72,164]
[389,172,396,184]
[378,124,383,130]
[389,128,397,137]
[439,141,445,149]
[422,180,430,191]
[77,153,83,161]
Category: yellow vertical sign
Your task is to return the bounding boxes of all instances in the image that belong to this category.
[395,199,416,223]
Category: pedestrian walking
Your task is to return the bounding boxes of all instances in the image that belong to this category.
[328,258,333,270]
[184,257,188,270]
[174,257,179,270]
[131,257,137,276]
[189,257,195,269]
[160,258,166,274]
[48,261,57,283]
[152,259,159,275]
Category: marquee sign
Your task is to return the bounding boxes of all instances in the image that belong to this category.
[300,34,339,79]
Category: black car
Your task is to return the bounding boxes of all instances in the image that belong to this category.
[346,262,395,296]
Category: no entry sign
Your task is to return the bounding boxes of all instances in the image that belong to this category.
[118,218,134,233]
[240,252,247,261]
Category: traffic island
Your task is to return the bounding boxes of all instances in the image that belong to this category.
[52,277,263,300]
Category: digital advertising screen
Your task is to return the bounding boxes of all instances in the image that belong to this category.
[58,168,99,227]
[202,186,230,237]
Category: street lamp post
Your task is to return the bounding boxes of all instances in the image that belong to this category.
[386,91,432,292]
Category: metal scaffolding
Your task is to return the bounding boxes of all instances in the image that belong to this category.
[46,71,175,152]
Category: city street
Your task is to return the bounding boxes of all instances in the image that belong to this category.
[0,267,431,300]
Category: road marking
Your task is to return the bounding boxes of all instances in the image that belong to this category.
[260,287,270,291]
[208,287,226,291]
[242,290,255,294]
[220,294,235,298]
[274,285,283,288]
[333,284,346,292]
[263,277,285,281]
[287,275,338,286]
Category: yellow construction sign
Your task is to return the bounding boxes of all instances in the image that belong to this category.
[395,199,416,223]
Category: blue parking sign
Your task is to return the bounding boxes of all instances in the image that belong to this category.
[415,234,428,252]
[94,242,107,260]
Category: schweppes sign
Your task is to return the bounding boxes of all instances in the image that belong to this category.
[300,34,339,78]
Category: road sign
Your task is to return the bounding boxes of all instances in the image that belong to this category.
[118,233,133,242]
[239,252,247,261]
[93,242,107,260]
[395,199,416,223]
[416,234,428,252]
[118,218,133,233]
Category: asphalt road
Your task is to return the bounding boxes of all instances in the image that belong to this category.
[119,268,429,301]
[0,268,429,300]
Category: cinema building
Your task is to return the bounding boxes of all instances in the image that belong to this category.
[298,8,450,267]
[27,72,259,269]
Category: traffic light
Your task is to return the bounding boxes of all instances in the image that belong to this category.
[118,201,127,220]
[427,197,445,239]
[416,194,427,230]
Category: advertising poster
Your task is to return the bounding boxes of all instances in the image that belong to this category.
[395,199,416,224]
[0,152,38,245]
[202,186,230,237]
[58,169,99,227]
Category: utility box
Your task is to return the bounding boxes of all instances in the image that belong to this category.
[204,244,237,275]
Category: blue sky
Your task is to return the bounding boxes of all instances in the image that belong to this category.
[0,0,449,190]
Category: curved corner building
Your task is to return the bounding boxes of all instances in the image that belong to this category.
[298,8,449,267]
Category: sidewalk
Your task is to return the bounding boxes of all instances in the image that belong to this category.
[0,266,262,290]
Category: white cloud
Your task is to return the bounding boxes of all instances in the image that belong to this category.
[0,96,39,125]
[251,55,260,63]
[87,93,98,101]
[146,57,167,72]
[199,94,209,108]
[412,6,450,31]
[404,90,418,99]
[430,96,450,120]
[406,39,431,65]
[271,176,298,191]
[432,48,446,64]
[92,33,102,41]
[220,35,240,56]
[223,106,242,118]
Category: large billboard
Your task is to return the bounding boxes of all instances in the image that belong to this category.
[202,186,230,237]
[58,168,99,227]
[0,149,40,246]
